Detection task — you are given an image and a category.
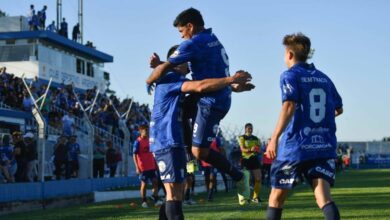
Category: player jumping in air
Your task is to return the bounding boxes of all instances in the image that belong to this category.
[265,33,343,220]
[147,8,253,206]
[149,45,253,220]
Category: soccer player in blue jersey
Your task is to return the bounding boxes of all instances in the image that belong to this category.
[147,8,252,205]
[150,45,252,220]
[265,33,343,220]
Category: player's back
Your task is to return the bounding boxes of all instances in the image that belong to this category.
[169,28,231,111]
[278,63,343,162]
[189,29,229,81]
[150,72,186,153]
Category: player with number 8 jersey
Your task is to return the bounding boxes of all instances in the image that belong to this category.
[277,61,343,162]
[265,33,343,220]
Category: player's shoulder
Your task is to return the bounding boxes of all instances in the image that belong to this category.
[280,69,298,81]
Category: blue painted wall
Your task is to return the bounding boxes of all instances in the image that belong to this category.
[0,176,140,203]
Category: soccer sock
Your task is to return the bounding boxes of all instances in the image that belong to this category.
[142,197,147,203]
[253,181,261,199]
[322,202,340,220]
[204,149,243,181]
[165,201,184,220]
[266,207,283,220]
[153,195,159,202]
[159,203,168,220]
[185,188,190,201]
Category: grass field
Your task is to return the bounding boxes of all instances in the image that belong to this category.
[4,169,390,220]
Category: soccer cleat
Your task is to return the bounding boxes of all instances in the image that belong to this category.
[236,169,250,205]
[141,201,148,208]
[238,194,246,205]
[251,197,261,204]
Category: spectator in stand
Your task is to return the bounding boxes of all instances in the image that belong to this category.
[105,140,117,177]
[0,135,17,183]
[39,5,47,29]
[133,125,161,208]
[67,135,80,178]
[46,20,56,32]
[27,5,35,31]
[93,135,105,178]
[53,135,69,180]
[31,10,39,31]
[24,132,37,182]
[262,138,274,186]
[22,90,34,111]
[72,23,80,42]
[62,110,75,136]
[60,18,68,38]
[12,131,27,182]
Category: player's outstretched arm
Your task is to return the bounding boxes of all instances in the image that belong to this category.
[266,101,296,159]
[146,61,173,85]
[181,70,252,93]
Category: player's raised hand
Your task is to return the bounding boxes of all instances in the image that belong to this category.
[146,83,155,95]
[149,52,161,68]
[265,138,278,160]
[232,70,252,85]
[231,82,255,92]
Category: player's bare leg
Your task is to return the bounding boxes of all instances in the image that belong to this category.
[152,178,162,206]
[140,181,148,208]
[251,168,262,203]
[266,188,289,220]
[208,172,215,201]
[312,178,340,220]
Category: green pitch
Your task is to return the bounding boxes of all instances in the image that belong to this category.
[4,169,390,220]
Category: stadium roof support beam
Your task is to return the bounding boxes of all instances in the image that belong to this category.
[21,76,48,182]
[107,96,131,177]
[71,88,94,179]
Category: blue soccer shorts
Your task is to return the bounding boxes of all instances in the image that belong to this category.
[270,158,336,189]
[139,169,157,183]
[192,102,227,148]
[153,147,186,184]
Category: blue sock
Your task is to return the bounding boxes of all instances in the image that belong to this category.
[204,149,243,181]
[158,203,168,220]
[166,201,184,220]
[322,202,340,220]
[266,207,283,220]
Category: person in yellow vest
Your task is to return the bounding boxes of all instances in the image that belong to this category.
[237,123,262,204]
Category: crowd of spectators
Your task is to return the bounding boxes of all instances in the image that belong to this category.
[26,4,86,45]
[0,66,151,181]
[0,132,37,183]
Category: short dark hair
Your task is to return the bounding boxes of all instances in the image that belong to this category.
[167,45,179,59]
[138,124,149,131]
[283,33,311,62]
[245,123,253,128]
[173,8,204,27]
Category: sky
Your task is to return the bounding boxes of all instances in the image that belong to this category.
[2,0,390,141]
